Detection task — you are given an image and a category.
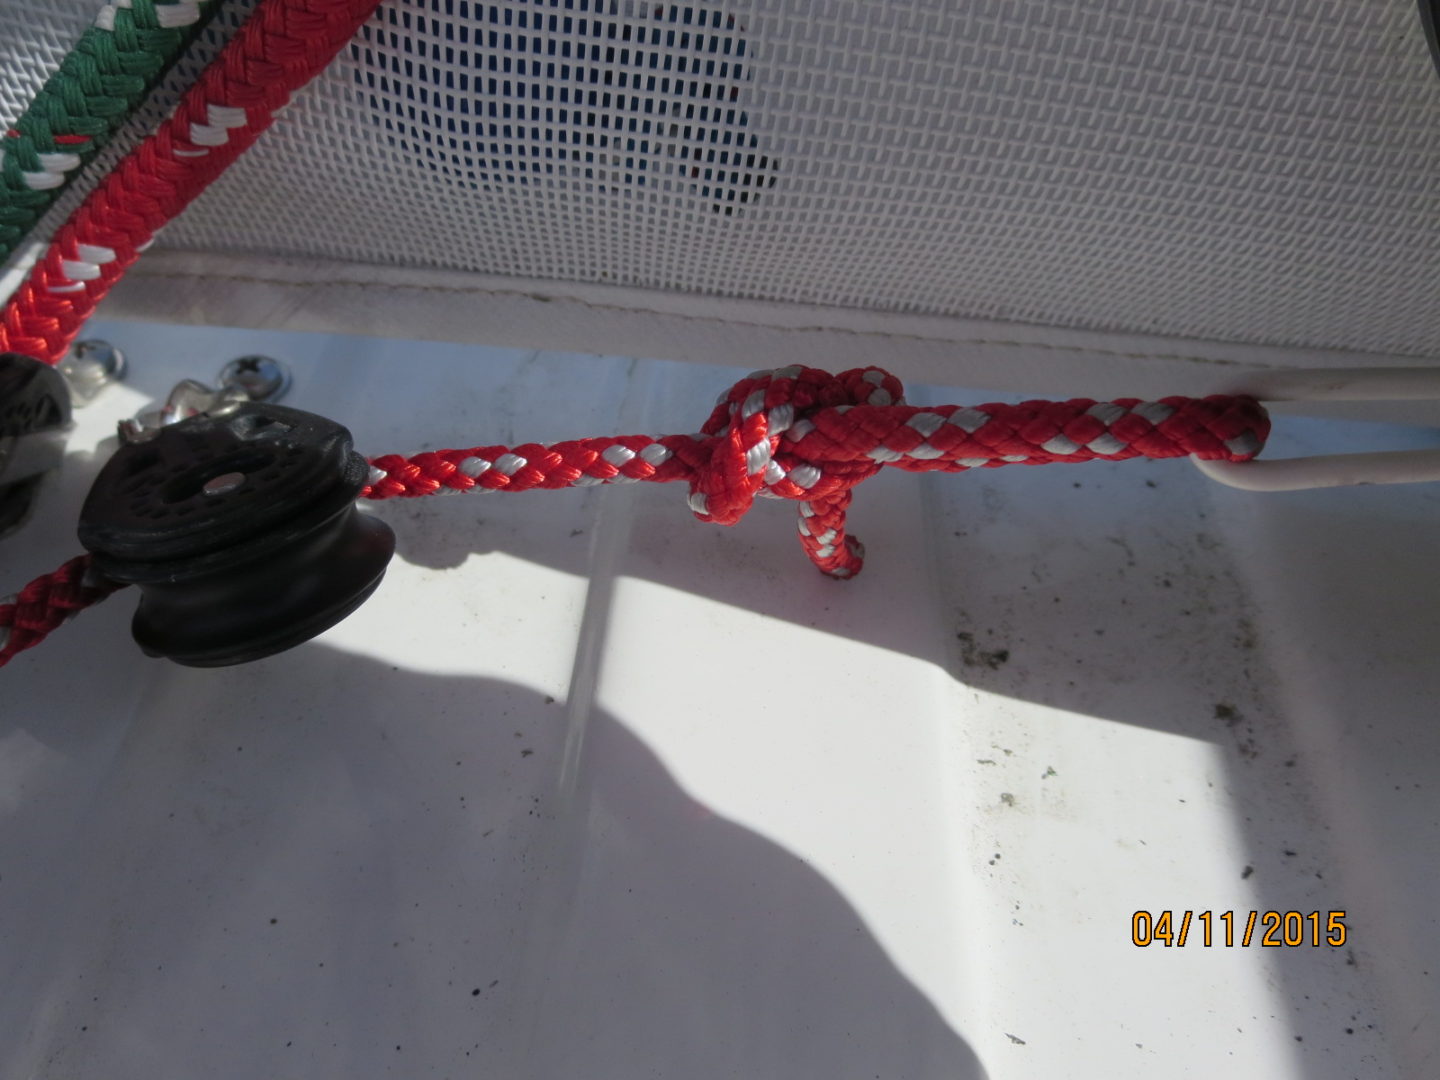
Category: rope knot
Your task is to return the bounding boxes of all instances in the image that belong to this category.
[687,365,906,577]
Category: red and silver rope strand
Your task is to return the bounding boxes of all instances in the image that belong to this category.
[364,365,1271,579]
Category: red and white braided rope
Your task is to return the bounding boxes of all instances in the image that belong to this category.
[0,0,384,363]
[364,365,1271,579]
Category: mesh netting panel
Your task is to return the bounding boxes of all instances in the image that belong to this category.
[5,0,1440,356]
[0,2,97,122]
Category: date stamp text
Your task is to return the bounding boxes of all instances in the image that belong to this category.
[1132,910,1347,948]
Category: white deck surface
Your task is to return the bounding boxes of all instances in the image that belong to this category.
[3,319,1439,1079]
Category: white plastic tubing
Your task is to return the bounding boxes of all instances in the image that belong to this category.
[1193,367,1440,491]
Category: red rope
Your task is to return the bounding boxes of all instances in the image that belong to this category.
[0,555,126,668]
[365,365,1271,578]
[0,0,384,363]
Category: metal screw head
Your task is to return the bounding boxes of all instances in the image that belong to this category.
[202,471,247,497]
[217,356,291,404]
[58,340,127,404]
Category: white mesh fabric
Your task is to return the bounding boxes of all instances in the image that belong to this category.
[0,2,97,122]
[4,0,1440,358]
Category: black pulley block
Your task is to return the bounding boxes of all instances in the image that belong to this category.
[78,401,395,667]
[0,353,72,537]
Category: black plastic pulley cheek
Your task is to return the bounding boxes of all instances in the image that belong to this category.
[0,353,73,537]
[77,401,395,667]
[0,352,71,434]
[1422,1,1440,79]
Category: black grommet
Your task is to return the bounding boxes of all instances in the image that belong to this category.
[77,402,395,667]
[0,353,72,538]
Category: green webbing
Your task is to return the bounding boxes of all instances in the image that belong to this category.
[0,0,222,263]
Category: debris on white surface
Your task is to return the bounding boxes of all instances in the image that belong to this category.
[2,320,1437,1079]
